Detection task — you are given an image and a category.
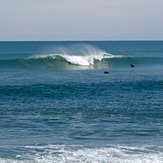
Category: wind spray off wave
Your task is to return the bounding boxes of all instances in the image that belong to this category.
[1,44,162,70]
[0,44,123,69]
[48,44,115,66]
[25,52,117,69]
[44,44,123,66]
[26,44,122,67]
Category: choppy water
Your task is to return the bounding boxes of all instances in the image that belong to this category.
[0,41,163,162]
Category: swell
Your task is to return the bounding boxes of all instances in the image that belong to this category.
[0,54,163,70]
[105,56,163,68]
[0,55,68,69]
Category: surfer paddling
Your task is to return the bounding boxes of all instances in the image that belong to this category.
[104,71,109,74]
[130,64,135,68]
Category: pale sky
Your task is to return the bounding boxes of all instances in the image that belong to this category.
[0,0,163,41]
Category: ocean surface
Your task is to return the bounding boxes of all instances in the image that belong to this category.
[0,41,163,162]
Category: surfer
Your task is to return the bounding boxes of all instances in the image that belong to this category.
[130,64,135,68]
[104,71,109,74]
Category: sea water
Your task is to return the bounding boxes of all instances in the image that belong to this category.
[0,41,163,162]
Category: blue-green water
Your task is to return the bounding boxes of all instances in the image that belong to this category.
[0,41,163,162]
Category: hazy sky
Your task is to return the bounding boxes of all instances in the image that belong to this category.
[0,0,163,41]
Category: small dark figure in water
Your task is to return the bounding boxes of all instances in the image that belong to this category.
[130,64,135,68]
[104,71,109,74]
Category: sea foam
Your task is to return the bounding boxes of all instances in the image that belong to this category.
[1,145,162,163]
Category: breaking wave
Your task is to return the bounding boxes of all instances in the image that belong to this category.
[0,52,163,70]
[0,53,123,69]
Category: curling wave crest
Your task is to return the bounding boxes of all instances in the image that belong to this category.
[28,53,122,66]
[1,52,162,70]
[0,52,123,69]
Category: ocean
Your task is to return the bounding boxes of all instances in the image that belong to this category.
[0,41,163,162]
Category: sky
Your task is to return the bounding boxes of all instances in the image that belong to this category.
[0,0,163,41]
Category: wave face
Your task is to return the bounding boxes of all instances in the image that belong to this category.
[1,53,163,70]
[0,43,163,70]
[0,53,122,69]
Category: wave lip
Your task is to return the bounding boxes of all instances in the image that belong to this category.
[29,53,122,66]
[0,53,134,70]
[2,52,162,70]
[62,54,102,66]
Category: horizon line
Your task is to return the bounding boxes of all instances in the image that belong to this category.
[0,39,163,42]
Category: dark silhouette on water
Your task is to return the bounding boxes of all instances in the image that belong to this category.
[104,71,109,74]
[130,64,135,67]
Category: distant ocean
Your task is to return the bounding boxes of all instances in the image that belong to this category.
[0,41,163,162]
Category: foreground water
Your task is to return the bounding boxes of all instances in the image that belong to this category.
[0,41,163,162]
